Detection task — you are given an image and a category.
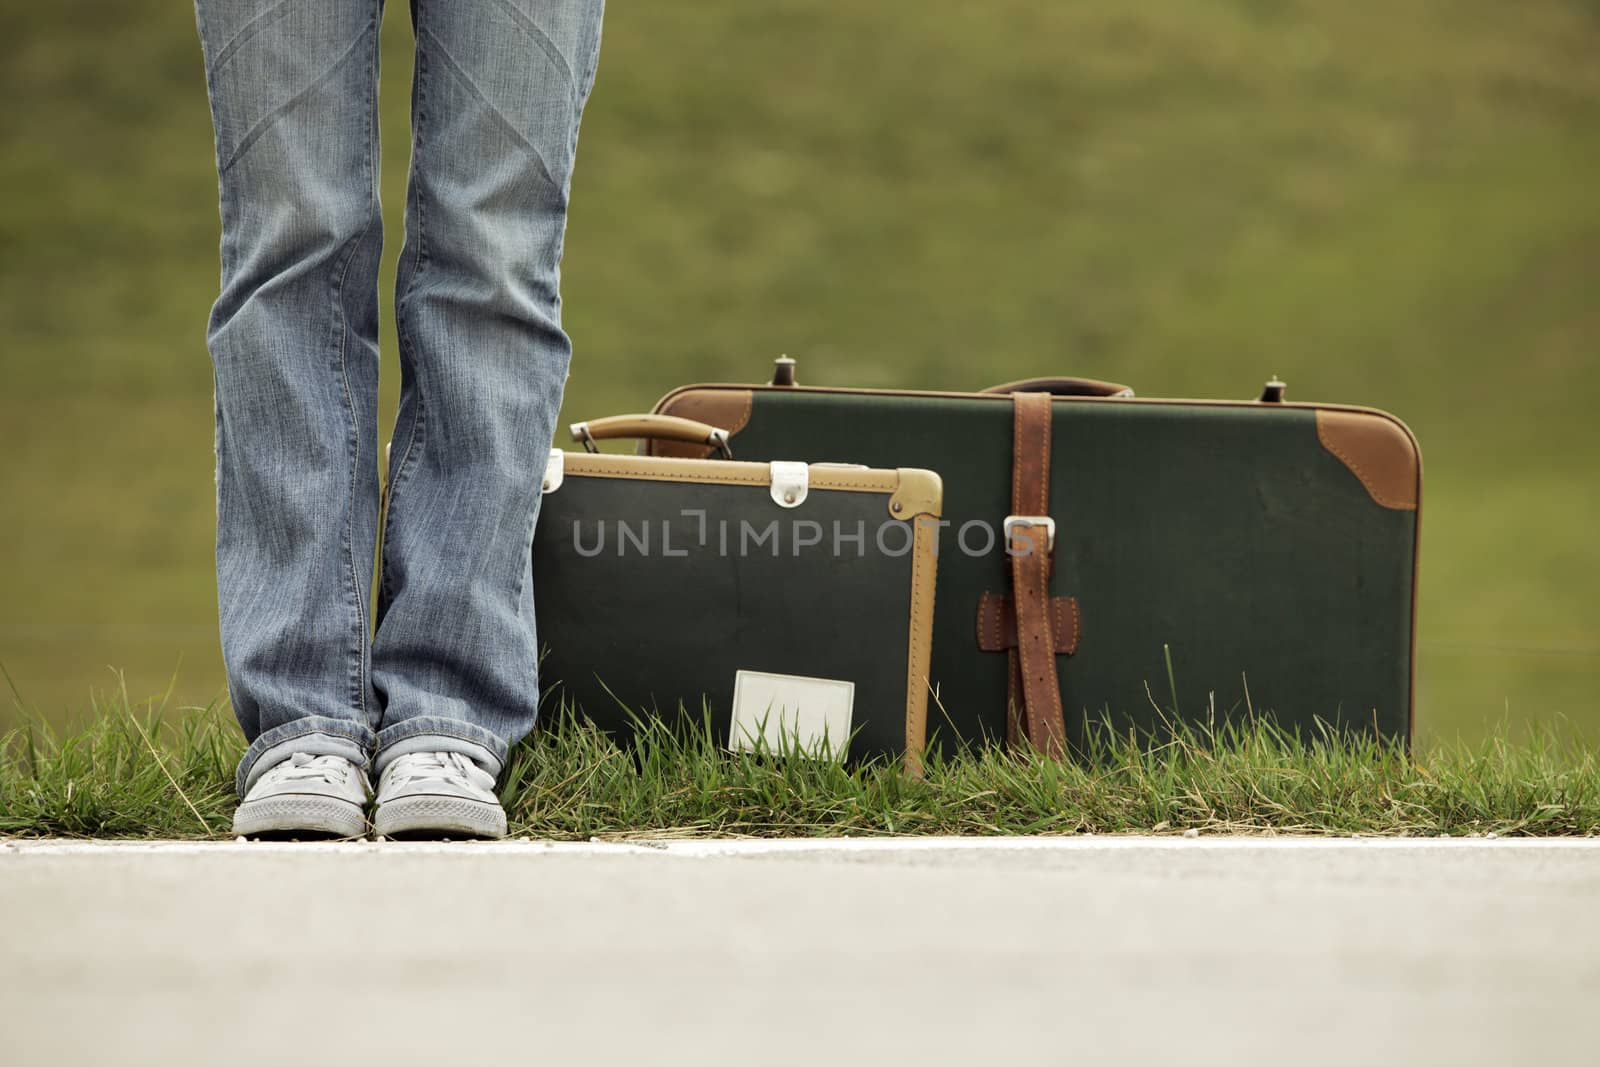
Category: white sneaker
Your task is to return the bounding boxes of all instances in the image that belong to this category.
[232,753,371,839]
[374,751,507,839]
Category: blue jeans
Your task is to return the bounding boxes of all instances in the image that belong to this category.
[194,0,604,797]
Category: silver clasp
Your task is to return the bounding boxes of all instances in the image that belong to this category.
[542,448,565,494]
[770,461,809,508]
[1003,514,1056,553]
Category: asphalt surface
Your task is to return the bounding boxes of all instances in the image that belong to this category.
[3,837,1598,1067]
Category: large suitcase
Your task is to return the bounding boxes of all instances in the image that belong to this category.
[649,360,1421,753]
[531,415,943,769]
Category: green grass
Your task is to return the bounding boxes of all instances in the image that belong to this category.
[4,685,1597,840]
[1,1,1598,739]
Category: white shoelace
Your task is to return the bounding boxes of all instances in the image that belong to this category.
[383,751,495,792]
[263,752,353,786]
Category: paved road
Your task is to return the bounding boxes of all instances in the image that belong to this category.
[3,837,1598,1066]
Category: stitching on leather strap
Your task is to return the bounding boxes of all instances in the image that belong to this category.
[1038,549,1061,714]
[1011,400,1024,521]
[1034,395,1050,514]
[976,595,1080,655]
[1012,519,1065,754]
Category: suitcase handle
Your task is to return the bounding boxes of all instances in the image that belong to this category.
[981,376,1135,398]
[570,414,734,458]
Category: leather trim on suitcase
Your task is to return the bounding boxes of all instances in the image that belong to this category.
[903,514,938,776]
[1314,409,1420,511]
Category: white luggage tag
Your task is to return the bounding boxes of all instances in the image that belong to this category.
[728,670,855,761]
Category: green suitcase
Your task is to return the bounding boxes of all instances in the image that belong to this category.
[531,415,943,769]
[648,359,1421,753]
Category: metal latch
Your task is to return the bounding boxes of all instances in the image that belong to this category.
[542,448,564,494]
[770,461,809,508]
[1259,377,1287,403]
[1004,514,1056,553]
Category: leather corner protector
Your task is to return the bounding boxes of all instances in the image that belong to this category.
[1315,409,1419,511]
[649,389,754,458]
[889,468,943,521]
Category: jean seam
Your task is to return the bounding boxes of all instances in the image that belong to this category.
[216,24,371,177]
[577,4,604,107]
[379,383,425,605]
[330,7,381,730]
[382,5,431,606]
[379,721,502,743]
[506,9,597,608]
[202,0,295,81]
[251,718,376,745]
[376,722,507,759]
[511,486,541,604]
[420,24,560,189]
[486,0,576,88]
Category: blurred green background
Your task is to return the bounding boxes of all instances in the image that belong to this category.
[1,1,1595,744]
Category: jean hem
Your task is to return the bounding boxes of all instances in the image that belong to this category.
[374,717,509,779]
[236,718,377,798]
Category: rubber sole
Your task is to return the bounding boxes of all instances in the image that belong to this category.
[374,794,508,840]
[232,795,368,840]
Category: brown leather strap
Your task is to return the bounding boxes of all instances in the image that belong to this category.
[976,593,1080,653]
[1005,649,1025,748]
[1008,393,1067,757]
[983,588,1080,750]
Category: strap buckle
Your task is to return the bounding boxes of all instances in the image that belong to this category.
[1003,514,1056,554]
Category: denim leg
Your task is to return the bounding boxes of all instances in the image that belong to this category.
[373,0,605,778]
[195,0,386,795]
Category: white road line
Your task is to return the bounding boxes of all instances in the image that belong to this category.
[4,835,1599,857]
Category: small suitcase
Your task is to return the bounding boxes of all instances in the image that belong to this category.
[531,414,943,769]
[648,359,1421,754]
